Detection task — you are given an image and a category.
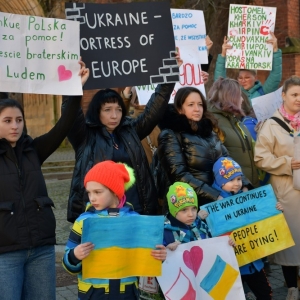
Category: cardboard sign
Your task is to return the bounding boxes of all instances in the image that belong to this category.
[136,47,206,105]
[252,86,283,122]
[65,1,179,89]
[226,4,277,70]
[200,185,280,237]
[82,215,164,279]
[171,9,207,64]
[0,12,82,95]
[230,213,295,266]
[157,237,245,300]
[200,185,295,266]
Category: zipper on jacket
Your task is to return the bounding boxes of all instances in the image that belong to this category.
[15,162,34,247]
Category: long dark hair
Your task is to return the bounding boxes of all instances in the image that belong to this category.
[174,87,221,135]
[85,89,126,126]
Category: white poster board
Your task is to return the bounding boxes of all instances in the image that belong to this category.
[252,86,283,122]
[157,237,245,300]
[0,12,82,95]
[136,47,206,105]
[226,5,277,70]
[171,9,207,64]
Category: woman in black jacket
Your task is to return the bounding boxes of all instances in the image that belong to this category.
[157,87,229,208]
[0,61,89,299]
[63,54,182,222]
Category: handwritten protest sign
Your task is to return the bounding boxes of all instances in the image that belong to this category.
[252,86,282,122]
[201,185,280,236]
[0,12,82,95]
[82,215,164,279]
[230,214,294,266]
[157,237,245,300]
[136,47,206,105]
[200,185,294,266]
[65,1,178,90]
[171,9,207,64]
[226,4,277,70]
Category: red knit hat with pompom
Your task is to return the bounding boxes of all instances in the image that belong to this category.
[84,161,135,200]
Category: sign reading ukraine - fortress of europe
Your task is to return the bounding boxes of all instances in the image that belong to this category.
[65,1,179,89]
[0,12,82,95]
[200,185,294,266]
[226,4,277,70]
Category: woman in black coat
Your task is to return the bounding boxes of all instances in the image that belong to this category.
[0,61,89,299]
[63,52,183,222]
[158,87,232,208]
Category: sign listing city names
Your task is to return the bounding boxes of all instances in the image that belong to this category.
[226,4,277,71]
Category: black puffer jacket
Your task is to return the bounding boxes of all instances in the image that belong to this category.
[0,96,81,254]
[157,105,229,206]
[63,84,174,223]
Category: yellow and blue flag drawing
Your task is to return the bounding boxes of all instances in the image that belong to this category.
[200,255,239,300]
[82,215,164,279]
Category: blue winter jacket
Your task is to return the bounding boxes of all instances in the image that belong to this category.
[211,182,264,275]
[214,49,282,102]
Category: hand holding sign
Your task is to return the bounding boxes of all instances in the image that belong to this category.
[221,36,232,57]
[266,31,278,52]
[78,58,90,86]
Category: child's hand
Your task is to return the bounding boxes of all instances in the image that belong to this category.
[228,237,236,247]
[166,241,181,251]
[198,210,209,220]
[151,245,167,261]
[276,202,284,211]
[74,242,94,260]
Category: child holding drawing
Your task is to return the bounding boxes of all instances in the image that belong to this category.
[62,160,166,300]
[199,156,284,300]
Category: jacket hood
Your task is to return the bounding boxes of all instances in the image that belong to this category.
[159,104,213,138]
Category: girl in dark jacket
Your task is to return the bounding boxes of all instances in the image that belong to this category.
[157,87,230,208]
[63,53,182,222]
[0,61,89,299]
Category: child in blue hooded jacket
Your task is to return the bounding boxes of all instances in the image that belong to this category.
[202,157,283,300]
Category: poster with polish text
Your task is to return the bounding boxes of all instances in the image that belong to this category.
[0,12,82,95]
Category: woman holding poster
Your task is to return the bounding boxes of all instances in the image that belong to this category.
[63,54,182,223]
[214,32,282,101]
[157,87,236,207]
[0,61,89,299]
[255,76,300,300]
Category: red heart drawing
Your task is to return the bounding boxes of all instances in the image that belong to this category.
[58,65,72,81]
[183,246,203,277]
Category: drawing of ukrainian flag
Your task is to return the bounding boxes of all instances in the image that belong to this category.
[81,215,164,280]
[200,255,239,300]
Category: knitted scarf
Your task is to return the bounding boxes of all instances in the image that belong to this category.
[279,104,300,131]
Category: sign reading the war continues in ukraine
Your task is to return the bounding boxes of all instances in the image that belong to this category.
[81,215,164,279]
[226,4,277,70]
[65,1,179,89]
[200,185,295,266]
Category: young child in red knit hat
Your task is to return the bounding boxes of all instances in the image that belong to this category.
[62,160,166,300]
